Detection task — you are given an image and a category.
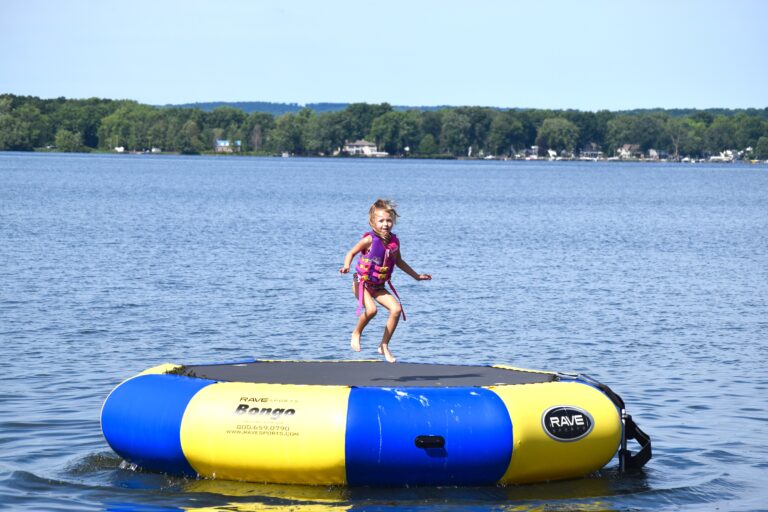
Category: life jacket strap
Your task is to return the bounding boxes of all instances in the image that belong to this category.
[356,278,366,317]
[354,278,406,322]
[387,280,406,322]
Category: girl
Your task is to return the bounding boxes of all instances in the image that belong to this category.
[339,199,431,363]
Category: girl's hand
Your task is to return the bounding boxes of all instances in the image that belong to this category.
[339,266,350,274]
[417,273,432,281]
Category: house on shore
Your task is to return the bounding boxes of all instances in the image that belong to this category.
[617,144,642,159]
[343,140,388,157]
[580,143,603,160]
[523,145,539,159]
[215,140,242,153]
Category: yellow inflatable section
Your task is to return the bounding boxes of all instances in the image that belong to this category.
[180,382,351,484]
[491,381,622,484]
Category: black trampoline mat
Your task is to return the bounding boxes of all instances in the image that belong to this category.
[172,361,557,387]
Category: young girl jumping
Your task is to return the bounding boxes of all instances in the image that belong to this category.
[339,199,431,363]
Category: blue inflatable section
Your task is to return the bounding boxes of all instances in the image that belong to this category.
[345,387,513,486]
[101,374,214,476]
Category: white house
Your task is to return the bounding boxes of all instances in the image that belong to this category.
[215,140,242,153]
[617,144,641,159]
[343,140,388,157]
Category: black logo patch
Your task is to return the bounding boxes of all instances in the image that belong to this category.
[542,406,594,441]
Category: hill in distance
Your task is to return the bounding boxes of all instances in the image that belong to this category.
[159,101,457,115]
[158,101,768,119]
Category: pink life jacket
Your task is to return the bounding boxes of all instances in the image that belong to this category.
[355,232,406,320]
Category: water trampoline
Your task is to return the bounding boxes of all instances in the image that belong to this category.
[101,360,651,486]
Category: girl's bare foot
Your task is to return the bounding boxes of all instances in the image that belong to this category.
[378,344,397,363]
[350,333,361,352]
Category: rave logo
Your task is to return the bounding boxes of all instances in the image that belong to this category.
[542,406,594,441]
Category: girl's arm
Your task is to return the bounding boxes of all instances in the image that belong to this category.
[339,236,372,274]
[396,257,432,281]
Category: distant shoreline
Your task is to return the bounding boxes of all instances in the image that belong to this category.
[9,148,767,165]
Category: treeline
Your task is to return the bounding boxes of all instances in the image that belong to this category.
[2,93,768,159]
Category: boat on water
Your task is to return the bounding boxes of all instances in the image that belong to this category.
[101,360,651,486]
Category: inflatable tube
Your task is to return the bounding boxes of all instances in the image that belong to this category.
[101,361,650,486]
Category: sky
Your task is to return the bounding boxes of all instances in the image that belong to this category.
[1,0,767,111]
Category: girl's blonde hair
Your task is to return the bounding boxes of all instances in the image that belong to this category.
[368,198,400,228]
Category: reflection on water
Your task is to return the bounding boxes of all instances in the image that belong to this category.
[59,450,653,511]
[151,468,649,512]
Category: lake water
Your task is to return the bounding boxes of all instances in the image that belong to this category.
[1,152,767,511]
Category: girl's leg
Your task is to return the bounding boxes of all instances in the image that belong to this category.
[351,282,377,352]
[373,292,402,363]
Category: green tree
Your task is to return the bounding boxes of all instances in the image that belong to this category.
[14,103,45,148]
[705,116,737,153]
[592,110,614,149]
[341,103,393,141]
[244,112,275,152]
[51,98,119,148]
[420,111,443,142]
[226,121,245,150]
[440,110,472,155]
[754,136,768,159]
[0,98,35,150]
[518,109,552,149]
[201,107,247,150]
[177,119,204,154]
[666,117,691,159]
[98,107,131,149]
[206,106,247,131]
[634,113,669,152]
[488,111,524,156]
[211,127,225,147]
[732,113,766,150]
[97,103,159,150]
[272,108,312,154]
[160,110,193,152]
[678,119,707,157]
[142,107,198,152]
[368,110,421,155]
[54,128,84,152]
[148,117,168,150]
[536,117,579,155]
[417,134,439,155]
[0,114,32,150]
[564,109,613,152]
[304,111,346,155]
[455,107,493,154]
[690,111,714,127]
[606,113,668,154]
[369,112,399,154]
[605,115,637,154]
[400,111,422,155]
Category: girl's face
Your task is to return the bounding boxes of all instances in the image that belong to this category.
[372,209,394,235]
